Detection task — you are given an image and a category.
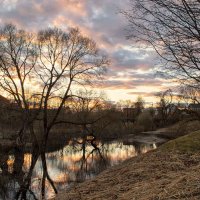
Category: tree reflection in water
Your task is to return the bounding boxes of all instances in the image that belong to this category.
[0,138,156,199]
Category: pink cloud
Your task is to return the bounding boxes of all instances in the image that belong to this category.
[0,0,172,99]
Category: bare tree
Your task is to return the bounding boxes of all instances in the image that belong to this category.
[0,24,38,145]
[134,96,144,117]
[67,90,105,125]
[35,27,108,147]
[35,27,108,196]
[180,86,200,104]
[0,24,109,198]
[65,90,123,139]
[178,86,200,119]
[123,0,200,87]
[156,89,179,125]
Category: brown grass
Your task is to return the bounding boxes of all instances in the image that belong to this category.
[55,129,200,200]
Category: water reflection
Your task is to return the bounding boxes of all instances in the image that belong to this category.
[0,138,157,200]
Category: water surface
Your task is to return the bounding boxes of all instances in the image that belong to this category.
[0,138,158,199]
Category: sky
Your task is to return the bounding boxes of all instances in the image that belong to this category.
[0,0,174,103]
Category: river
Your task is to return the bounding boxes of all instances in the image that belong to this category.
[0,135,166,200]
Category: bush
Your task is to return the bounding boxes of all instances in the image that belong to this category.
[135,111,154,132]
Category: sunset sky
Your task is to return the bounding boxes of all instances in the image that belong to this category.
[0,0,175,102]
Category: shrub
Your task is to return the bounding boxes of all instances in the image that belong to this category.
[136,111,154,132]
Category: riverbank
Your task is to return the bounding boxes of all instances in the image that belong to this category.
[55,130,200,200]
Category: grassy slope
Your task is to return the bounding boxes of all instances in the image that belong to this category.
[160,130,200,153]
[56,129,200,200]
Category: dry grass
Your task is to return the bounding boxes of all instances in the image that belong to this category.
[55,130,200,200]
[160,130,200,153]
[168,120,200,137]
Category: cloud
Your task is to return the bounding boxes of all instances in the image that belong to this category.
[111,47,157,71]
[0,0,170,100]
[95,77,164,90]
[127,91,157,97]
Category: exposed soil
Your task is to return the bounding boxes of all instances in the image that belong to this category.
[55,133,200,200]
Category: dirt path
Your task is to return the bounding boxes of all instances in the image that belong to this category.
[55,148,200,200]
